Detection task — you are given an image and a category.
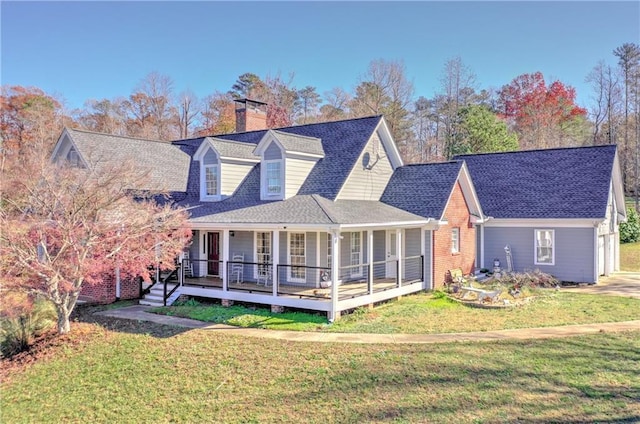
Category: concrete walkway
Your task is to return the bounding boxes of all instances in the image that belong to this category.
[561,271,640,299]
[95,305,640,345]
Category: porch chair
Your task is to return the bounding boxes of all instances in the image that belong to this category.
[183,251,194,278]
[257,264,271,286]
[230,253,244,284]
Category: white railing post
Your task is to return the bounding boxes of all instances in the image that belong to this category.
[396,229,402,287]
[222,229,229,291]
[272,230,280,297]
[368,230,374,295]
[329,230,340,322]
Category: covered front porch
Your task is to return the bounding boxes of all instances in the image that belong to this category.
[178,226,431,320]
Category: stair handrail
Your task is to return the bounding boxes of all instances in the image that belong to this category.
[163,266,181,306]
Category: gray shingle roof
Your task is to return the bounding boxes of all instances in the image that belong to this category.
[456,145,617,219]
[189,194,427,225]
[381,162,463,220]
[67,128,190,191]
[208,137,259,160]
[270,130,325,156]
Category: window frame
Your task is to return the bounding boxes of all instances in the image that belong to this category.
[200,154,221,201]
[534,229,555,266]
[288,232,306,283]
[263,159,283,198]
[350,231,363,278]
[254,232,272,279]
[204,164,219,197]
[451,227,460,254]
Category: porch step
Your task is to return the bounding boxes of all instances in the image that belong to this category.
[140,283,181,307]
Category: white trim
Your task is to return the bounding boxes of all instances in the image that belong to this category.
[261,159,284,200]
[350,231,363,278]
[480,224,485,269]
[534,229,555,266]
[485,218,602,228]
[451,227,460,254]
[287,232,306,283]
[187,221,433,231]
[51,129,89,168]
[254,231,272,279]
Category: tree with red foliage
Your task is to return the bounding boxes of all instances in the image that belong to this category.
[498,72,588,149]
[0,156,191,334]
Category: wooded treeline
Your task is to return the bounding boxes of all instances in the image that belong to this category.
[1,43,639,199]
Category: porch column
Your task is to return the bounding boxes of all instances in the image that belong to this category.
[329,230,340,322]
[272,230,279,296]
[222,229,229,291]
[367,230,374,295]
[396,229,403,287]
[480,224,485,269]
[420,228,426,290]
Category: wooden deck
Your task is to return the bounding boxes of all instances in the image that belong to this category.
[182,276,420,301]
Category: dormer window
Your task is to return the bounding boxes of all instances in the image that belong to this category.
[265,160,282,195]
[200,147,221,201]
[205,164,219,196]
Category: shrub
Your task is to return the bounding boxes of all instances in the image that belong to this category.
[0,296,56,358]
[620,207,640,243]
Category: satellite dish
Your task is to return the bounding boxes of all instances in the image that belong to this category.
[362,152,371,170]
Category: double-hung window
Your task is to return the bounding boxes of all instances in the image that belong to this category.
[205,164,218,197]
[535,229,554,265]
[451,227,460,254]
[265,161,282,195]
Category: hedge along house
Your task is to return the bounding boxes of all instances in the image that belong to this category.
[52,99,482,319]
[457,145,626,284]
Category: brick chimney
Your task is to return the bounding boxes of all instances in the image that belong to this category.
[234,98,268,132]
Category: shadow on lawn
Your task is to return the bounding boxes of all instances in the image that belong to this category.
[71,302,192,339]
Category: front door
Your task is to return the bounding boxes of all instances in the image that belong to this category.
[207,232,220,276]
[386,231,397,278]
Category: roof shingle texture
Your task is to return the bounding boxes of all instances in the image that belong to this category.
[208,137,258,160]
[381,162,462,219]
[67,128,190,192]
[456,145,617,219]
[270,130,325,156]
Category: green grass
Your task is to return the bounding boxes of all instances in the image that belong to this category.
[621,241,640,271]
[153,291,640,334]
[2,324,639,423]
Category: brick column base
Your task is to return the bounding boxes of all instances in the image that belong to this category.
[271,305,285,313]
[221,299,234,307]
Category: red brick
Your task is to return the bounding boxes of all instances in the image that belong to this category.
[431,181,476,289]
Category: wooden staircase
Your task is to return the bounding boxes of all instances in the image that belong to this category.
[139,268,181,307]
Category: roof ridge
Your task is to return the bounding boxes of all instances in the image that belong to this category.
[66,126,170,145]
[402,160,462,167]
[310,194,338,224]
[210,115,383,138]
[208,137,258,148]
[271,130,322,141]
[456,144,616,158]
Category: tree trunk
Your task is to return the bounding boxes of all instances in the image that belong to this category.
[56,304,72,334]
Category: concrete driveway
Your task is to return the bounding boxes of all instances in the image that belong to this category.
[562,272,640,299]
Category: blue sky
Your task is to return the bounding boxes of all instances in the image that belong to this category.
[2,1,638,111]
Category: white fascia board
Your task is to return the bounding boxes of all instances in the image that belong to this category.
[219,156,259,165]
[193,137,215,160]
[458,162,484,219]
[338,219,432,231]
[374,117,403,169]
[188,222,338,232]
[484,218,604,228]
[611,151,627,221]
[50,128,89,168]
[285,151,324,160]
[253,130,284,156]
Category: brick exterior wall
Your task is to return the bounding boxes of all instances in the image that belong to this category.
[432,181,476,289]
[79,273,141,304]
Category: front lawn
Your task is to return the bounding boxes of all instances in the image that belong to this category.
[2,321,639,423]
[153,290,640,334]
